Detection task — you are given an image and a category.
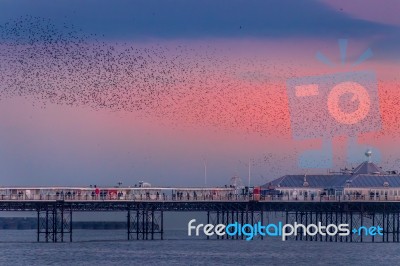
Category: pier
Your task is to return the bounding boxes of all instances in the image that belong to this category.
[1,156,399,243]
[1,186,400,243]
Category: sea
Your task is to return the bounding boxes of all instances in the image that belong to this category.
[0,229,399,265]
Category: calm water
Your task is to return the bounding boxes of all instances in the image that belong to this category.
[0,230,399,265]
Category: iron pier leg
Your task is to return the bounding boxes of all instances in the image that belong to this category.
[127,209,131,240]
[241,211,244,240]
[70,209,73,242]
[61,205,64,242]
[325,212,328,242]
[335,211,338,242]
[310,211,313,241]
[285,211,288,241]
[231,210,235,240]
[312,212,315,241]
[387,211,390,243]
[235,211,239,240]
[145,210,149,240]
[393,212,396,242]
[372,212,375,242]
[329,212,333,242]
[320,212,323,242]
[360,212,363,243]
[151,210,155,240]
[53,206,56,243]
[340,211,343,242]
[397,212,399,243]
[383,212,386,242]
[207,211,210,240]
[225,211,228,240]
[37,210,40,242]
[142,209,145,240]
[260,210,264,240]
[350,212,353,243]
[161,211,164,240]
[295,211,298,241]
[226,211,229,240]
[314,212,318,241]
[345,212,348,243]
[222,211,225,239]
[251,211,254,241]
[301,212,304,241]
[305,212,308,241]
[46,209,49,243]
[217,211,220,240]
[136,210,139,240]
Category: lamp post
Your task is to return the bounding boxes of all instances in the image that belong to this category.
[203,159,207,186]
[248,158,251,188]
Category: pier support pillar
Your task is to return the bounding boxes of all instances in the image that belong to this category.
[37,202,72,242]
[128,207,163,240]
[207,206,263,240]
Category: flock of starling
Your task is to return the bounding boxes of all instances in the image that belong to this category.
[0,15,399,174]
[0,16,292,135]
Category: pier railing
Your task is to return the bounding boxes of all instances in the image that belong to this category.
[2,193,400,202]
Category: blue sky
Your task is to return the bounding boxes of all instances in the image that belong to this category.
[0,0,396,39]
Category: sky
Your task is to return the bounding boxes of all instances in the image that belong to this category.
[0,0,399,187]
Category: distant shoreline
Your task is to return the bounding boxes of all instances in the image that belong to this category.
[0,217,155,230]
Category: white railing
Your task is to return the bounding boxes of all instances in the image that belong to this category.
[1,193,400,202]
[0,193,251,202]
[258,194,400,202]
